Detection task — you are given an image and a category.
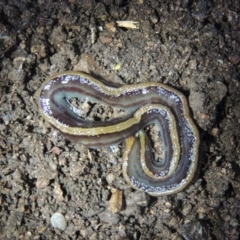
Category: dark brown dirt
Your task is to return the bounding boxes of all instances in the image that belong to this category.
[0,0,240,239]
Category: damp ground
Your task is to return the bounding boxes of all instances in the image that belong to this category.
[0,0,240,239]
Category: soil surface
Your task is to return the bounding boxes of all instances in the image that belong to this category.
[0,0,240,239]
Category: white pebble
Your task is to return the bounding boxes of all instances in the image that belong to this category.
[106,173,115,185]
[51,213,67,231]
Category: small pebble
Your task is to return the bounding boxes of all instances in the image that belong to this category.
[99,210,120,225]
[228,53,240,65]
[51,213,67,231]
[106,173,115,185]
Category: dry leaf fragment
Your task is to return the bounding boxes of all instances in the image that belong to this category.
[116,21,139,29]
[54,182,64,202]
[87,149,93,162]
[108,189,123,213]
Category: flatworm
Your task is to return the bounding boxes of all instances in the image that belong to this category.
[38,71,200,196]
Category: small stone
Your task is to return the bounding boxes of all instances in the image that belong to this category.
[49,146,62,155]
[105,22,117,33]
[181,221,209,240]
[100,36,113,44]
[150,14,158,24]
[189,59,197,70]
[228,53,240,65]
[99,210,120,225]
[211,128,219,136]
[106,173,115,185]
[36,178,50,189]
[182,202,192,216]
[51,213,67,231]
[129,191,150,207]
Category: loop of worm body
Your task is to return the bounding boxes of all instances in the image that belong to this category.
[38,71,200,196]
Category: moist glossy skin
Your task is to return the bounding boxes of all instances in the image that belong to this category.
[38,71,200,196]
